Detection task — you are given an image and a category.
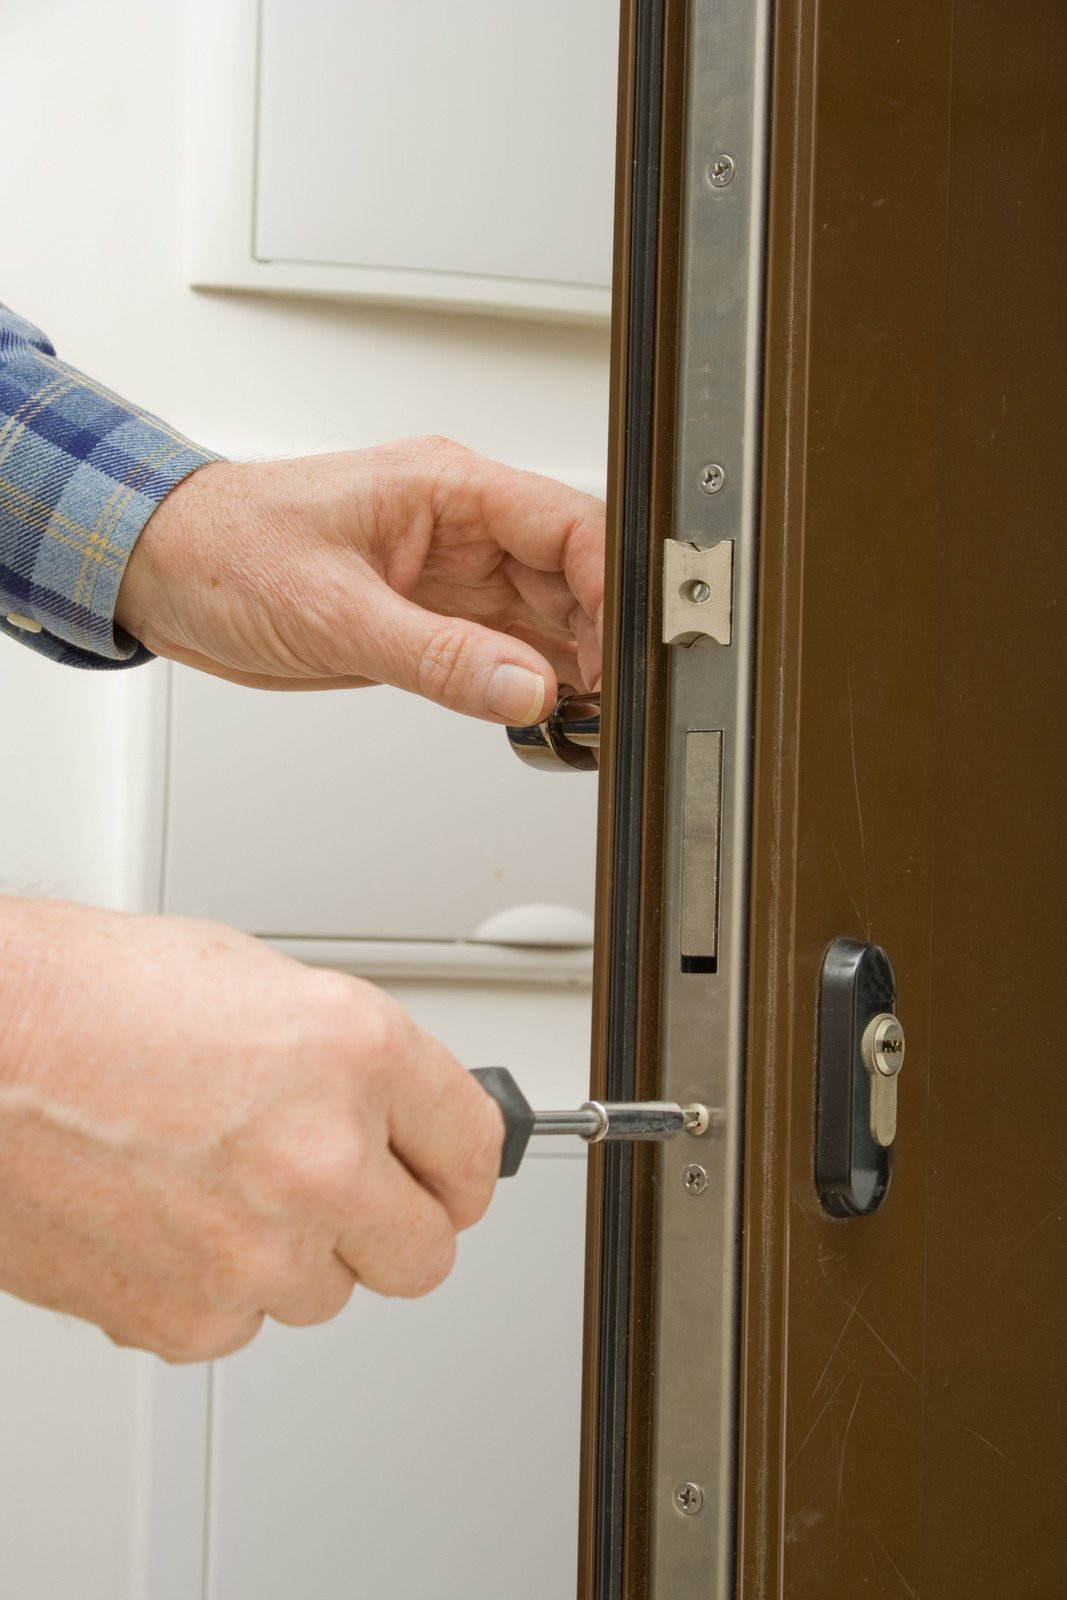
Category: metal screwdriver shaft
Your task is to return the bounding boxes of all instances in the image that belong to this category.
[472,1069,717,1177]
[530,1101,711,1143]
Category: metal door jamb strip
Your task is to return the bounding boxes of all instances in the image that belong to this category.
[650,1,773,1594]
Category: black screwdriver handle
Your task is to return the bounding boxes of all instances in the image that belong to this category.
[471,1067,535,1177]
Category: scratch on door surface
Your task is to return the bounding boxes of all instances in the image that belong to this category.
[846,666,872,933]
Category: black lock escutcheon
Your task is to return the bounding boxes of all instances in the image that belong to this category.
[815,938,905,1218]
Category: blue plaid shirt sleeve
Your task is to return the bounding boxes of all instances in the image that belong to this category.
[0,303,219,669]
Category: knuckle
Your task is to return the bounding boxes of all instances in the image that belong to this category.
[108,1304,256,1364]
[400,1230,457,1299]
[152,1309,211,1363]
[315,1272,358,1324]
[304,967,364,1038]
[414,433,463,466]
[312,972,405,1068]
[104,1301,181,1359]
[265,1124,368,1210]
[311,1129,369,1205]
[450,1092,503,1225]
[417,623,477,705]
[164,1310,262,1365]
[351,985,406,1066]
[104,1326,138,1353]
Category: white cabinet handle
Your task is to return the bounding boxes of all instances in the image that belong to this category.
[471,904,595,949]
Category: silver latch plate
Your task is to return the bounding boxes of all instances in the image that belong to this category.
[662,540,734,646]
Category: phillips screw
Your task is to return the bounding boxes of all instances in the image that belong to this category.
[707,153,736,188]
[674,1481,705,1516]
[681,1163,708,1194]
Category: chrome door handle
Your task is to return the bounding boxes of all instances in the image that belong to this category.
[507,691,600,771]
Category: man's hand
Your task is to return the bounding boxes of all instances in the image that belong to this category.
[116,439,605,725]
[0,898,502,1362]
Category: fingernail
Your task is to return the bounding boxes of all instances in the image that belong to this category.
[486,664,546,724]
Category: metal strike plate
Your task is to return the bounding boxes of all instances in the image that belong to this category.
[662,539,733,646]
[815,939,905,1217]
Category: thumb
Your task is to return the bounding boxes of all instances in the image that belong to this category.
[361,589,557,724]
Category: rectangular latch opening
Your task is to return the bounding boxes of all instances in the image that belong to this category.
[680,730,724,973]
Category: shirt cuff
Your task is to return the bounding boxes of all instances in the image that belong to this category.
[0,312,219,669]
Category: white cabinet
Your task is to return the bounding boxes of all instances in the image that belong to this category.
[204,1157,587,1600]
[163,668,598,941]
[189,0,618,319]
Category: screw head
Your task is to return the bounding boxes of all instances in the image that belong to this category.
[685,579,711,605]
[674,1481,705,1516]
[699,462,725,494]
[707,153,736,188]
[681,1163,708,1194]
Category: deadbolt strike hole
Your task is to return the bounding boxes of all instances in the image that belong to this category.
[679,731,724,976]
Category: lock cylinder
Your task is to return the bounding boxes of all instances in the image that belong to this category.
[815,939,904,1217]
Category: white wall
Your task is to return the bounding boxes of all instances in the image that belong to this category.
[0,2,609,1594]
[4,2,610,467]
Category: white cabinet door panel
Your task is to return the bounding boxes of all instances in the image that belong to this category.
[163,670,598,940]
[205,1156,586,1600]
[254,0,617,289]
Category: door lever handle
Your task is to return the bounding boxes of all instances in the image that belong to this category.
[506,690,600,771]
[472,1066,719,1177]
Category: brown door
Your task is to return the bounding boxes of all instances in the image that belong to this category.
[579,3,1067,1597]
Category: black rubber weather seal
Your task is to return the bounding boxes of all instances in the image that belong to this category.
[594,2,666,1595]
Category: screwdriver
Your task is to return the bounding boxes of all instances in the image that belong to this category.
[472,1067,719,1177]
